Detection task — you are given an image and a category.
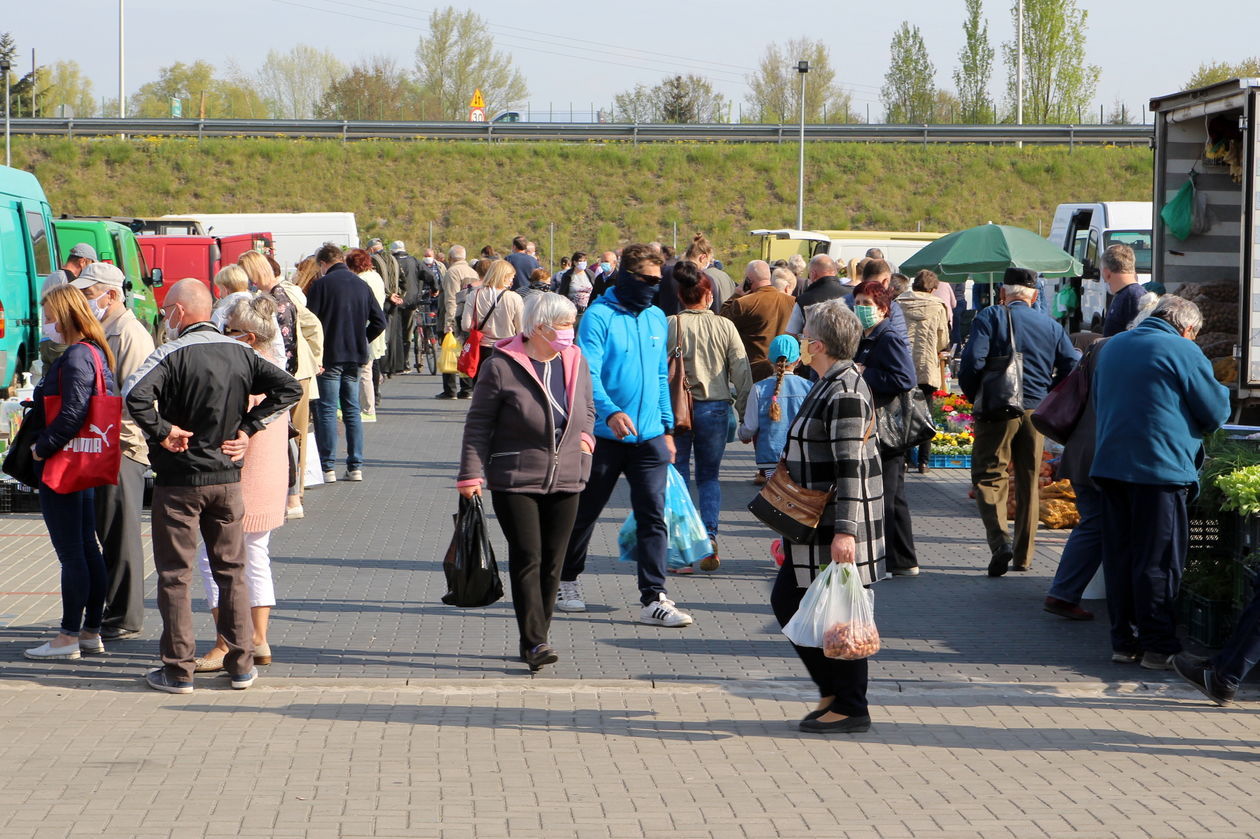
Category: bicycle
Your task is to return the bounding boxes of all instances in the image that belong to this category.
[412,295,440,375]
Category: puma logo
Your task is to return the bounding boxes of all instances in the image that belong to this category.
[89,424,115,443]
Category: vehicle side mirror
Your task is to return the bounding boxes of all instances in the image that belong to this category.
[1081,260,1099,280]
[148,267,163,288]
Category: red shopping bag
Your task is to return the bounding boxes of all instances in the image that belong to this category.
[41,343,122,494]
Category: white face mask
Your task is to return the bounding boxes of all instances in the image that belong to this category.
[164,309,183,342]
[89,294,111,321]
[423,256,435,265]
[42,322,64,344]
[576,261,588,272]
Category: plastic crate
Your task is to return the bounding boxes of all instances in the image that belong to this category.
[1232,558,1259,611]
[1187,511,1241,558]
[0,482,41,514]
[908,451,972,469]
[1179,589,1234,648]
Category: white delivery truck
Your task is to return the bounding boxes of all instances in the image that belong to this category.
[163,212,360,275]
[1043,201,1153,332]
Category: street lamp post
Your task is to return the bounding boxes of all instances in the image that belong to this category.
[1016,0,1024,147]
[1,58,11,168]
[119,0,125,118]
[796,59,809,230]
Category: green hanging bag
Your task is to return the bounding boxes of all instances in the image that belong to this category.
[1160,176,1195,240]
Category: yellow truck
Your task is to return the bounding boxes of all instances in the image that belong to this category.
[752,228,944,272]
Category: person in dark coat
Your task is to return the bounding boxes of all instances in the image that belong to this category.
[383,242,422,376]
[852,281,920,576]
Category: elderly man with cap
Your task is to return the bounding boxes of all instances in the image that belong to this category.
[72,263,156,638]
[367,238,400,305]
[959,267,1077,577]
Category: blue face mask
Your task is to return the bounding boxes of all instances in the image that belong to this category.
[600,262,612,274]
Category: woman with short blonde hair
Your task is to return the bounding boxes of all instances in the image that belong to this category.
[460,258,524,381]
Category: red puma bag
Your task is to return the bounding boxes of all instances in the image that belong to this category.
[41,343,122,494]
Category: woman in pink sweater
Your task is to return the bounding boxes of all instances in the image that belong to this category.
[194,296,291,671]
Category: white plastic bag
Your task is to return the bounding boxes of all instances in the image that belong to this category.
[782,561,881,660]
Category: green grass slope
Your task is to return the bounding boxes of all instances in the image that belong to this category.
[13,137,1153,265]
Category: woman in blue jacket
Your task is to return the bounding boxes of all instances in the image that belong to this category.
[23,285,118,662]
[853,281,920,576]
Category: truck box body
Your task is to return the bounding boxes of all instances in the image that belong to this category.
[139,233,271,307]
[1150,78,1260,395]
[164,212,358,276]
[54,219,162,340]
[0,166,57,392]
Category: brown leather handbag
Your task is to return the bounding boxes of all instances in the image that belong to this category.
[747,459,834,544]
[668,320,694,433]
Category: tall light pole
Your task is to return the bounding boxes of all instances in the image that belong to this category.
[796,59,809,230]
[1016,0,1024,128]
[1,58,10,168]
[118,0,125,118]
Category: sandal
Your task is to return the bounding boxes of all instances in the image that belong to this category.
[667,565,695,575]
[255,643,272,666]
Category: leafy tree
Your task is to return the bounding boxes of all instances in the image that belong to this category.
[1,32,39,118]
[1185,58,1260,89]
[882,22,936,123]
[744,39,855,123]
[39,60,96,118]
[258,45,345,119]
[414,6,528,120]
[953,0,995,123]
[933,89,964,123]
[1001,0,1099,123]
[130,61,269,118]
[615,75,726,123]
[316,57,435,120]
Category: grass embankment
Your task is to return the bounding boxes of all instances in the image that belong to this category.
[13,137,1153,265]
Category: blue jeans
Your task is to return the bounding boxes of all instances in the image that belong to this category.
[1047,481,1104,604]
[313,362,364,472]
[1213,585,1260,689]
[562,435,670,606]
[39,484,106,635]
[673,400,729,539]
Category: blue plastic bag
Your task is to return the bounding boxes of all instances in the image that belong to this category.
[618,465,712,569]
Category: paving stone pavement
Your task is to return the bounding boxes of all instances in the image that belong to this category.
[2,372,1258,839]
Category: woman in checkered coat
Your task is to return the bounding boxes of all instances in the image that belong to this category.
[770,299,886,734]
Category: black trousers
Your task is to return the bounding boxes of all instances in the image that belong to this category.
[491,490,580,652]
[770,560,868,717]
[442,373,473,397]
[95,455,147,633]
[881,453,918,571]
[916,384,935,464]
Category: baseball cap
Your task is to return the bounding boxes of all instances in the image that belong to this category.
[367,238,383,248]
[390,240,406,253]
[69,243,98,261]
[70,262,126,290]
[1003,267,1038,288]
[768,334,801,365]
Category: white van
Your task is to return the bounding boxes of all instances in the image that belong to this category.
[1044,202,1153,330]
[164,212,360,276]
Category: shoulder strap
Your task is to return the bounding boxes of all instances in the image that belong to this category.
[1006,303,1018,352]
[476,290,504,331]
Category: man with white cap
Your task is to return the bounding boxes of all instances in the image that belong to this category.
[72,262,156,639]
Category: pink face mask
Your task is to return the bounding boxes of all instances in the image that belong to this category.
[548,327,575,352]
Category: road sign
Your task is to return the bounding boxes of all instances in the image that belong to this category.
[170,97,182,118]
[470,89,485,109]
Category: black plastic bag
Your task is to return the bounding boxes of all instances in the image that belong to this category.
[441,495,504,607]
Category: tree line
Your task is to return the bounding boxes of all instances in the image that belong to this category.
[3,2,1260,125]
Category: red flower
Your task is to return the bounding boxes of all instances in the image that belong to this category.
[942,405,955,413]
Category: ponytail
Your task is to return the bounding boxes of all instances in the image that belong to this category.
[768,359,788,422]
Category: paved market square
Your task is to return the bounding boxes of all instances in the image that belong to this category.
[2,373,1257,839]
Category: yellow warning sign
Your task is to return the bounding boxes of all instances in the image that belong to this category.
[469,89,485,109]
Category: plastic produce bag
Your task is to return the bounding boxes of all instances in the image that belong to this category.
[1160,177,1195,240]
[782,561,881,660]
[618,465,712,569]
[438,332,462,375]
[441,495,504,607]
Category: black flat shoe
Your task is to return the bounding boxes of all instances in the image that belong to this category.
[524,644,559,672]
[800,708,829,724]
[799,714,872,734]
[100,627,140,640]
[987,547,1013,577]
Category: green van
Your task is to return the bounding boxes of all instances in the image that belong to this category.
[53,219,163,340]
[0,165,57,393]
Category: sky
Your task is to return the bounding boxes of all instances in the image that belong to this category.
[5,0,1258,121]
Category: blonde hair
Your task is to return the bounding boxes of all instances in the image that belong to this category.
[767,358,798,422]
[214,264,249,295]
[293,257,319,292]
[484,259,516,291]
[238,250,274,290]
[41,285,117,373]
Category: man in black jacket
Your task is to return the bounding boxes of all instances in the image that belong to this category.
[307,244,388,483]
[124,279,302,694]
[785,254,848,334]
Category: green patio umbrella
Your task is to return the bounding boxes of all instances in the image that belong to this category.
[900,223,1083,282]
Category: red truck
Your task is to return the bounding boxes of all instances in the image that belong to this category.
[138,232,273,307]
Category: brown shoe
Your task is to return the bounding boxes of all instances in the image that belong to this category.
[254,643,272,666]
[699,539,720,572]
[753,471,767,486]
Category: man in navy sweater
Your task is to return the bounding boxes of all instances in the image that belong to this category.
[960,267,1077,577]
[306,244,387,483]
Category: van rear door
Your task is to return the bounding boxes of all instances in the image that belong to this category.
[1241,90,1260,395]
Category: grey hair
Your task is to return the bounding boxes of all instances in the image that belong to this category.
[804,299,861,360]
[1003,283,1037,302]
[745,260,771,286]
[448,244,466,261]
[227,294,278,344]
[523,292,578,336]
[786,253,807,278]
[771,267,795,292]
[1149,294,1203,335]
[1127,292,1161,329]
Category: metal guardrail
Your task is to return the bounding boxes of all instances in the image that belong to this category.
[3,118,1154,146]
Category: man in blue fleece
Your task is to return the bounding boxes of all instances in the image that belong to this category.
[1092,295,1230,671]
[558,243,693,628]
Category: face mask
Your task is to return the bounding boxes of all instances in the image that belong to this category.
[423,256,435,265]
[42,322,64,344]
[855,304,881,330]
[600,262,612,274]
[164,311,183,342]
[89,295,110,321]
[614,270,658,313]
[547,327,575,352]
[575,261,588,272]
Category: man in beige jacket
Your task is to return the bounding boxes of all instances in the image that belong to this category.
[72,263,155,639]
[439,245,479,400]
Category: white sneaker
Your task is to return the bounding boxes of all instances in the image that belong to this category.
[345,470,363,482]
[24,639,82,660]
[322,470,337,483]
[285,505,305,520]
[556,580,586,613]
[639,593,693,627]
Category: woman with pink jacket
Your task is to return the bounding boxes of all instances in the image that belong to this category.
[194,296,290,671]
[456,293,596,671]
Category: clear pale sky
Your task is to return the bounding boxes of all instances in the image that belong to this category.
[5,0,1257,120]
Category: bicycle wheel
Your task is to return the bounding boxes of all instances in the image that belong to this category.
[424,330,438,375]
